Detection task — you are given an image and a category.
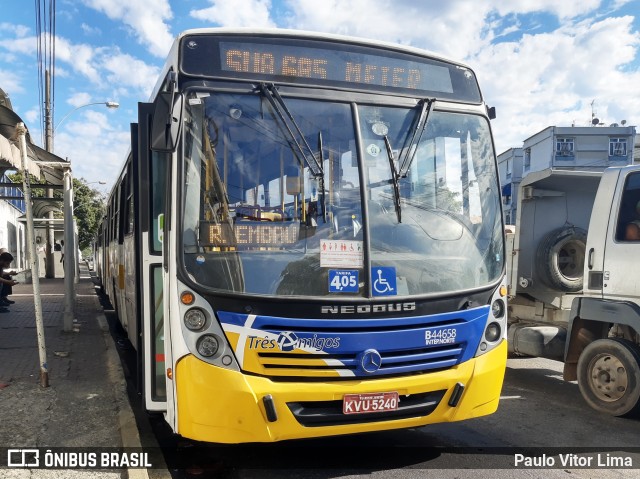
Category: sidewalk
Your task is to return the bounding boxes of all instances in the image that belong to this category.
[0,263,146,478]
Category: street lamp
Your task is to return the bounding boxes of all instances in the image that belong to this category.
[49,101,117,330]
[53,101,119,133]
[84,180,108,196]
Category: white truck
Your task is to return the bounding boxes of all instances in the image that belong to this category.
[506,165,640,417]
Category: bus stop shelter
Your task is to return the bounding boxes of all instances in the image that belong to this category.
[0,92,77,340]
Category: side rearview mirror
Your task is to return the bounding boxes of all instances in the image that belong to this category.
[151,92,184,152]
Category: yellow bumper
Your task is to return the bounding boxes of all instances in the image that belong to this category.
[175,340,507,443]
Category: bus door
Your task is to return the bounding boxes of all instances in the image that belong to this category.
[138,102,169,411]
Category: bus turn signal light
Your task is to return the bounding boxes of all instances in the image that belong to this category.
[181,291,195,305]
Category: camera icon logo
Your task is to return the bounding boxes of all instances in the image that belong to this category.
[7,449,40,467]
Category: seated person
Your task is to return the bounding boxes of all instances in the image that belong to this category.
[624,200,640,240]
[625,220,640,240]
[0,251,18,312]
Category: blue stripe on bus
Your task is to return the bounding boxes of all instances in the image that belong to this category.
[217,306,490,377]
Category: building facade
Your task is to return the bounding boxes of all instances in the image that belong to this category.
[499,125,636,224]
[0,174,26,269]
[497,148,523,225]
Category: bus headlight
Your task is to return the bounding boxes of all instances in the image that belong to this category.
[475,283,508,357]
[184,308,207,331]
[491,299,505,318]
[197,335,220,357]
[484,322,501,342]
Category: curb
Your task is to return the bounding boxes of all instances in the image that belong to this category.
[95,293,170,479]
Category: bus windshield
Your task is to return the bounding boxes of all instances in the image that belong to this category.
[181,90,503,297]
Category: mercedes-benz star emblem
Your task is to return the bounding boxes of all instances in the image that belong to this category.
[360,349,382,374]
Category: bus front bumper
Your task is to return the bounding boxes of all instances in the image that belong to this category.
[175,340,507,443]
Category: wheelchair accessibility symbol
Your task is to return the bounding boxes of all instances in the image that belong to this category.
[372,267,397,296]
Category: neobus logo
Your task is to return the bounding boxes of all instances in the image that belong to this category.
[321,302,416,314]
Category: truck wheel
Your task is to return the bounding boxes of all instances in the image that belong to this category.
[536,226,587,292]
[577,338,640,417]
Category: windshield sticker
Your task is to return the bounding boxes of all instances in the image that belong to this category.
[372,267,397,296]
[366,143,381,157]
[328,270,359,293]
[320,240,363,268]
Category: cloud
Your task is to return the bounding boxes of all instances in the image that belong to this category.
[0,23,31,37]
[190,0,276,28]
[0,35,37,56]
[101,53,160,98]
[81,23,102,36]
[66,92,93,107]
[281,0,607,60]
[276,1,491,59]
[472,15,640,151]
[0,32,159,98]
[53,111,129,185]
[490,0,602,19]
[44,35,102,84]
[0,69,24,94]
[81,0,174,57]
[24,108,39,124]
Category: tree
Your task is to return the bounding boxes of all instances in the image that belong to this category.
[73,178,105,251]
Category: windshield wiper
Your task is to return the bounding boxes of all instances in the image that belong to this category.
[259,83,323,177]
[381,99,435,223]
[259,83,327,224]
[383,135,402,223]
[398,98,435,177]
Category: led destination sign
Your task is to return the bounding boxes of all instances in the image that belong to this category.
[221,42,453,94]
[180,36,481,101]
[199,221,300,248]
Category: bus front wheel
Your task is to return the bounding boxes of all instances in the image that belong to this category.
[577,338,640,417]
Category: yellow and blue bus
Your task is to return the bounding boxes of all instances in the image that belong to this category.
[97,28,508,444]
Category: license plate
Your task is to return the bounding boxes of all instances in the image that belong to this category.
[343,391,399,415]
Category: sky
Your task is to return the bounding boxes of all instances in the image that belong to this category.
[1,0,640,189]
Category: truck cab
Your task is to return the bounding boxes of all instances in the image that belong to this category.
[567,166,640,416]
[507,165,640,417]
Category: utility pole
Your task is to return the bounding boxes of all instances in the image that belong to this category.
[43,68,76,330]
[44,70,55,278]
[17,122,49,388]
[63,168,75,332]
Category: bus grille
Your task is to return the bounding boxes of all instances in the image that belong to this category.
[258,344,463,377]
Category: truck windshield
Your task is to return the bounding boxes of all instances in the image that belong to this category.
[181,91,503,297]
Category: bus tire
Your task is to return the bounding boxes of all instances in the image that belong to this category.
[536,226,587,292]
[577,338,640,417]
